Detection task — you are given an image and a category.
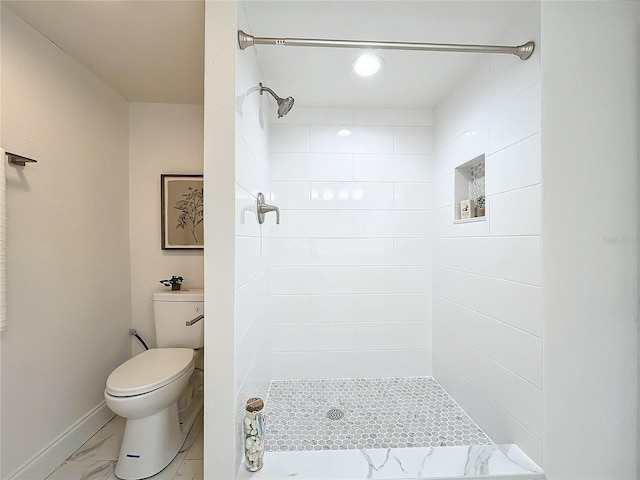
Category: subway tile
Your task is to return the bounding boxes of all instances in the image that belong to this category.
[490,83,541,153]
[432,237,456,269]
[354,154,433,182]
[269,295,312,323]
[269,153,312,181]
[308,154,355,181]
[235,273,268,338]
[270,266,354,294]
[453,236,541,285]
[270,182,311,209]
[269,210,354,238]
[272,351,313,380]
[455,118,490,165]
[270,124,311,152]
[235,235,265,288]
[433,174,454,208]
[490,185,541,236]
[433,104,455,152]
[348,349,432,377]
[434,141,456,181]
[433,296,542,387]
[235,184,259,238]
[310,182,394,210]
[271,322,356,351]
[451,64,494,136]
[270,153,354,182]
[435,325,543,438]
[354,266,432,294]
[393,294,432,322]
[394,127,434,154]
[275,107,354,125]
[310,293,431,323]
[486,133,541,195]
[308,349,432,379]
[235,317,263,391]
[310,125,394,154]
[236,135,268,198]
[353,321,432,350]
[393,183,433,210]
[309,351,362,378]
[393,238,433,266]
[310,238,394,265]
[482,34,540,114]
[433,267,542,337]
[268,238,311,266]
[354,210,432,238]
[354,108,433,127]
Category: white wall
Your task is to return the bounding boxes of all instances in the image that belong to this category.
[203,1,237,478]
[233,0,272,471]
[432,4,542,464]
[268,107,433,379]
[541,2,638,478]
[1,6,131,476]
[129,102,204,352]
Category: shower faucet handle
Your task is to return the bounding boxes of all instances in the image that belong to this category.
[256,192,280,225]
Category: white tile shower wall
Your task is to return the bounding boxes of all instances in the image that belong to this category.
[269,107,434,379]
[432,4,543,465]
[232,2,272,473]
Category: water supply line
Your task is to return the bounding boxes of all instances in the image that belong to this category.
[129,329,149,350]
[238,30,535,60]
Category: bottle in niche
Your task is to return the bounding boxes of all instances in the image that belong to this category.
[244,397,265,472]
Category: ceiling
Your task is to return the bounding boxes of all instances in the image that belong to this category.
[4,0,535,109]
[4,0,205,105]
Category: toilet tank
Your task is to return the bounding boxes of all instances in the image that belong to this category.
[153,289,204,348]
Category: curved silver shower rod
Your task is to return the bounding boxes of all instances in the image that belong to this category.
[238,30,534,61]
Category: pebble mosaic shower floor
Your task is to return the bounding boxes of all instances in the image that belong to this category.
[264,377,492,452]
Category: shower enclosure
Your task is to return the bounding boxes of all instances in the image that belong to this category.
[222,1,546,478]
[205,1,640,479]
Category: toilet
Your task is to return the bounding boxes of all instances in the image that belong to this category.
[105,289,204,480]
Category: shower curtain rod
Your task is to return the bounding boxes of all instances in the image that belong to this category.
[238,30,535,60]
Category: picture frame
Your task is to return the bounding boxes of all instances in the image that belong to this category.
[161,174,204,250]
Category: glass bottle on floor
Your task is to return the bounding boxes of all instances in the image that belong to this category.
[244,397,266,471]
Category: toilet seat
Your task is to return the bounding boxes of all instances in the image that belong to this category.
[106,348,194,397]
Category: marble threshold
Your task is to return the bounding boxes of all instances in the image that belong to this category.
[237,444,544,480]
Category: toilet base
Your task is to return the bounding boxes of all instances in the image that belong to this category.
[113,395,204,480]
[114,403,182,480]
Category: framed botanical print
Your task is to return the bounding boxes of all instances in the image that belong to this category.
[161,174,203,249]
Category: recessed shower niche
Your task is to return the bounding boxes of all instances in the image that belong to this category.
[454,154,486,223]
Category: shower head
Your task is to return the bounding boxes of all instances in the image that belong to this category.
[258,83,295,118]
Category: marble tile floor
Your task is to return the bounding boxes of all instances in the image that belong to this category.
[264,377,492,452]
[47,412,203,480]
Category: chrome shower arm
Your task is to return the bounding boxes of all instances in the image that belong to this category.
[258,83,281,102]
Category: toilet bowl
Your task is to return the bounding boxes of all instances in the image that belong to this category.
[105,348,196,480]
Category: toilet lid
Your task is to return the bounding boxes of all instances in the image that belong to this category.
[106,348,194,397]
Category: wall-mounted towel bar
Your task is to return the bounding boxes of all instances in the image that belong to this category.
[5,151,38,167]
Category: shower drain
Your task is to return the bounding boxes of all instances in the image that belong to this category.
[326,408,345,420]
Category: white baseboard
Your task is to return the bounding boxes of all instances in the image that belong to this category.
[8,402,115,480]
